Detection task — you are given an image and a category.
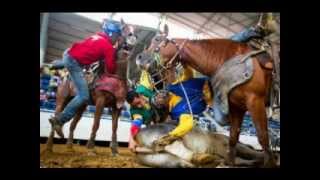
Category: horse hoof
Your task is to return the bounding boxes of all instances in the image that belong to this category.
[88,152,97,156]
[263,157,277,168]
[110,142,119,156]
[66,147,75,153]
[111,148,119,156]
[87,149,97,156]
[44,147,53,154]
[111,151,118,157]
[86,141,95,149]
[226,158,235,166]
[264,160,277,168]
[66,143,73,148]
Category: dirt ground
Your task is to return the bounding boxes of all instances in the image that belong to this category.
[40,143,149,168]
[40,144,225,168]
[40,143,279,168]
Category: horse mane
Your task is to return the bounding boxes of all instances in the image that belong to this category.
[178,38,251,75]
[188,38,250,59]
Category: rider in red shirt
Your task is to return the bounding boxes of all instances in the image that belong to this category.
[68,31,117,74]
[48,20,123,138]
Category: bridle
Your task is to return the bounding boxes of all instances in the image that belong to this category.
[148,35,193,117]
[147,35,188,90]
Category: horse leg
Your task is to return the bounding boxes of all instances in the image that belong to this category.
[86,97,105,154]
[66,104,87,151]
[226,105,245,166]
[247,95,276,167]
[110,107,121,156]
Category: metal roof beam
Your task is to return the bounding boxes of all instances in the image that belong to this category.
[166,13,224,38]
[196,13,216,33]
[197,13,238,36]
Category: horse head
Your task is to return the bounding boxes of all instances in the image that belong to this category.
[117,18,138,53]
[101,18,138,53]
[135,24,169,72]
[135,24,181,85]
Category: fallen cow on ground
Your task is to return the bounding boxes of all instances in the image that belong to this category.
[134,123,266,168]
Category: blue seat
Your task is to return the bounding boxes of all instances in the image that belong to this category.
[40,74,51,91]
[121,111,130,118]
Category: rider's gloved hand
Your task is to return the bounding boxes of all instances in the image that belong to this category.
[153,134,180,152]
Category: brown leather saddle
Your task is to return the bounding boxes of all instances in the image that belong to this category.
[247,38,274,70]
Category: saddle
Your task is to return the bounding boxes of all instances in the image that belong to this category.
[93,73,127,109]
[247,38,274,70]
[247,37,280,110]
[83,62,127,109]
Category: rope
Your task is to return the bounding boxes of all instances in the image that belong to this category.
[165,39,188,68]
[239,49,266,63]
[179,81,193,117]
[170,40,192,116]
[175,67,193,117]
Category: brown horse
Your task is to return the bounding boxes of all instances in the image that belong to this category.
[136,25,277,167]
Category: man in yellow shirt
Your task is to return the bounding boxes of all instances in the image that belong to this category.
[151,65,213,150]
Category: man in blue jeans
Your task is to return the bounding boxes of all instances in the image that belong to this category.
[230,13,277,43]
[48,20,123,138]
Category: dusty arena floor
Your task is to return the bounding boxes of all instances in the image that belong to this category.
[40,143,148,168]
[40,143,279,168]
[40,143,225,168]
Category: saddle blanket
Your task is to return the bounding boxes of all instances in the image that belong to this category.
[95,74,127,109]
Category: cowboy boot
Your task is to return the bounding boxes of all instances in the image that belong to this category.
[255,14,277,37]
[49,115,65,139]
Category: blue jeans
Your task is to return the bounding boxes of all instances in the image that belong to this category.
[230,27,261,42]
[58,51,89,124]
[52,60,65,69]
[51,49,69,69]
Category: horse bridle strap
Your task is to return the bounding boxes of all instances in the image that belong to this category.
[164,39,188,69]
[239,49,266,63]
[150,39,188,86]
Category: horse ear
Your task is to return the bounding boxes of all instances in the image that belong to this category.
[120,18,131,36]
[163,24,169,37]
[101,18,107,28]
[120,18,125,26]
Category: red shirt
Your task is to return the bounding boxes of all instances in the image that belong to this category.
[68,32,116,74]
